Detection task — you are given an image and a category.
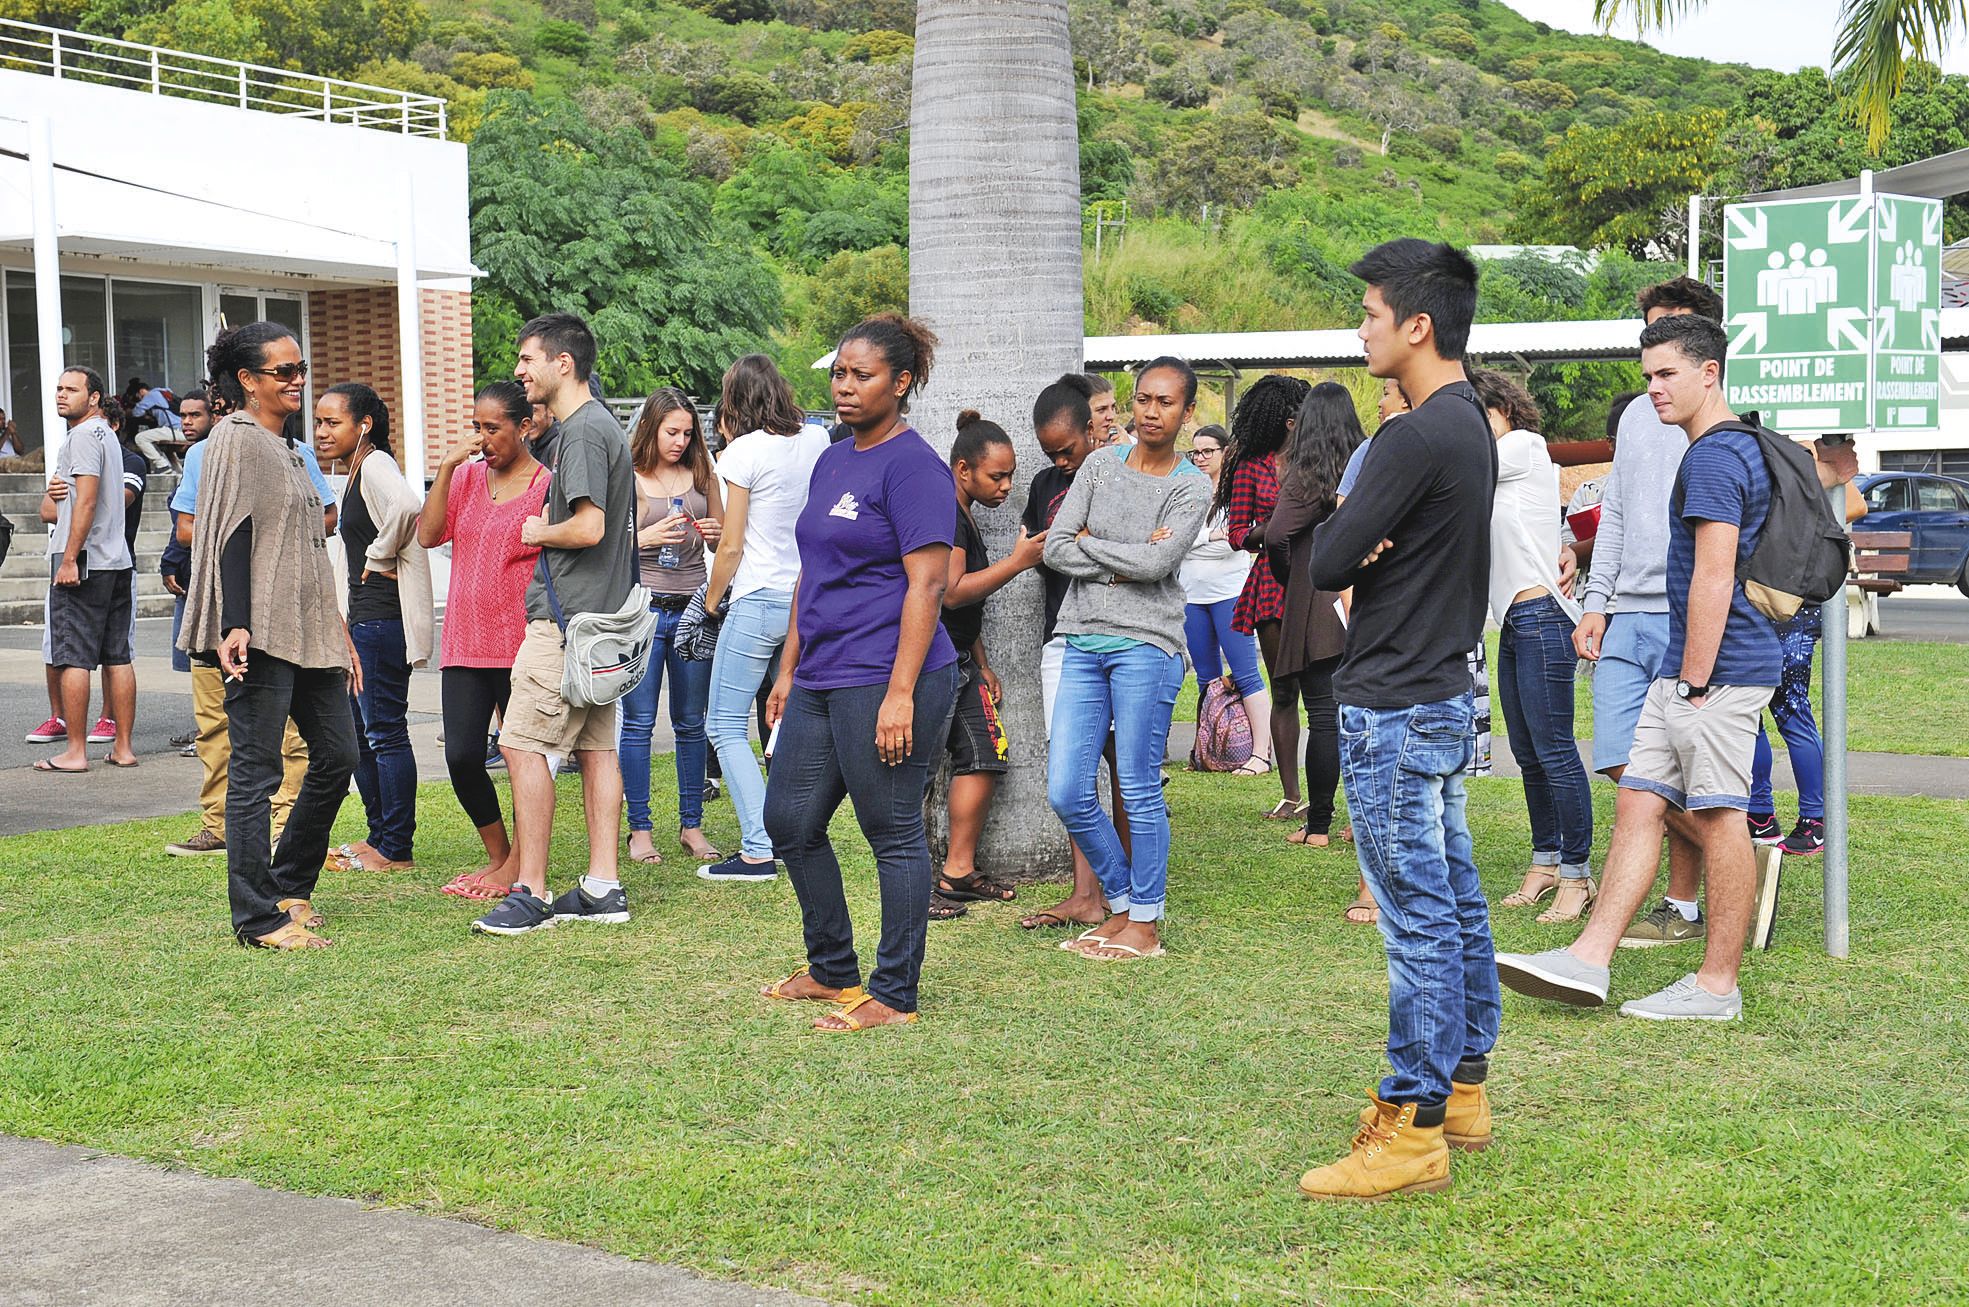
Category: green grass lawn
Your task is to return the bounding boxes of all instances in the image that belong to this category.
[3,770,1965,1304]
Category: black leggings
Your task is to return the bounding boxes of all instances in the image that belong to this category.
[441,666,511,829]
[1300,654,1342,836]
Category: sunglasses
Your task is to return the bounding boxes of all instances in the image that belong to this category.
[248,361,310,382]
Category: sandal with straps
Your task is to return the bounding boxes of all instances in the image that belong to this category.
[815,992,918,1033]
[1500,869,1560,909]
[935,871,1016,903]
[760,965,863,1004]
[1536,877,1598,924]
[278,898,325,929]
[1233,755,1273,777]
[440,871,511,901]
[249,921,331,950]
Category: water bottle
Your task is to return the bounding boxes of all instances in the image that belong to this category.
[656,495,685,569]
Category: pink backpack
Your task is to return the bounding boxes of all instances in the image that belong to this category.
[1190,675,1254,772]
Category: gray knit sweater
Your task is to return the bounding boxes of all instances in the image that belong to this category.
[1581,398,1684,616]
[1042,448,1212,656]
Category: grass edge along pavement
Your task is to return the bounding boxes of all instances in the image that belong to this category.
[1,772,1965,1306]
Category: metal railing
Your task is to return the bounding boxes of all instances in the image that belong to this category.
[0,18,447,138]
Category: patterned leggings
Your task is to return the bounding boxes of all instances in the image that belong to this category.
[1751,605,1824,821]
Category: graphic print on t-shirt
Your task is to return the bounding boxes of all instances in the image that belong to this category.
[829,492,861,521]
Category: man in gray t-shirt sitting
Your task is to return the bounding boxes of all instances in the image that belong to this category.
[472,312,638,938]
[36,365,136,774]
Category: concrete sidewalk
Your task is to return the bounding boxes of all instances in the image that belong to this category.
[0,1136,829,1307]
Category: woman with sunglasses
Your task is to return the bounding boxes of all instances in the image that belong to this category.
[1179,423,1270,755]
[179,325,358,949]
[620,387,725,867]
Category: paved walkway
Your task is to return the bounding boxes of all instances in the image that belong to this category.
[0,1137,828,1307]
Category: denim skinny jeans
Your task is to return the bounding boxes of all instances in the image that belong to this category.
[618,604,712,833]
[1339,693,1500,1108]
[763,665,960,1013]
[705,589,792,861]
[348,617,417,862]
[1751,605,1825,820]
[1047,641,1187,922]
[1495,594,1593,876]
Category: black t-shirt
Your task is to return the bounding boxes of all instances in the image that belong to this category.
[1021,463,1076,642]
[1309,379,1496,708]
[120,447,147,556]
[941,500,990,652]
[341,461,402,625]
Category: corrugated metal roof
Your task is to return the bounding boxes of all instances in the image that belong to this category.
[1739,147,1969,203]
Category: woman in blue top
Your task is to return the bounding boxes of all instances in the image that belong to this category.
[761,315,962,1033]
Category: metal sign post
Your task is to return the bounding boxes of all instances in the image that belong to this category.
[1722,177,1943,957]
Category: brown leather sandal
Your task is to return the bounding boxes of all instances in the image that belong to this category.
[250,921,331,950]
[278,898,325,929]
[1536,877,1598,924]
[1500,869,1559,908]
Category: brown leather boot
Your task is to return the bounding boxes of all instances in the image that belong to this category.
[1356,1080,1492,1151]
[1300,1095,1451,1201]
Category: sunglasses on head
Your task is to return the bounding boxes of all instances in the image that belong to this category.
[248,361,310,382]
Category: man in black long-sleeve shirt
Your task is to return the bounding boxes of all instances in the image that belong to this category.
[1298,239,1498,1203]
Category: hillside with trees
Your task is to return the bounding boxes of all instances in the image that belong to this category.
[20,0,1969,433]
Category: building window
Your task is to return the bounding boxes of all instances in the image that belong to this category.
[5,273,110,453]
[1880,450,1969,481]
[111,281,204,405]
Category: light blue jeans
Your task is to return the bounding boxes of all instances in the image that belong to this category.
[1046,641,1186,921]
[706,589,792,861]
[618,604,711,833]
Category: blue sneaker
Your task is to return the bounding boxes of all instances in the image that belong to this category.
[697,854,777,883]
[549,882,630,925]
[470,886,555,936]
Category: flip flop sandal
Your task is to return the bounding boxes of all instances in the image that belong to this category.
[440,872,510,901]
[935,872,1016,903]
[102,757,139,768]
[815,992,918,1033]
[1232,757,1273,777]
[1019,910,1099,930]
[249,921,331,950]
[32,758,87,774]
[278,898,325,929]
[1058,928,1108,952]
[1262,800,1300,821]
[1082,940,1166,961]
[761,964,864,1004]
[1343,897,1380,925]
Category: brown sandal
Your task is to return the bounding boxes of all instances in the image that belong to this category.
[250,921,331,950]
[1536,877,1598,924]
[1343,895,1380,926]
[760,965,863,1004]
[278,898,325,929]
[1500,869,1559,908]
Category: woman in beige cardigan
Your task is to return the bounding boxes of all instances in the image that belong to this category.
[315,382,431,873]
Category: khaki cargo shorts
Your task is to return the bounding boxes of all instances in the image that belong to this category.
[1616,678,1771,812]
[500,619,618,757]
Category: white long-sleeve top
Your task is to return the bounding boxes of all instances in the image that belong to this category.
[1489,429,1582,627]
[1179,506,1251,605]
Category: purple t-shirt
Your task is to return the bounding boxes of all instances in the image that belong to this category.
[793,429,959,690]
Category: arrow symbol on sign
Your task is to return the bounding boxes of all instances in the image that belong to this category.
[1726,207,1768,251]
[1827,305,1870,351]
[1828,197,1871,244]
[1877,199,1898,242]
[1876,305,1896,349]
[1728,311,1768,354]
[1923,309,1941,351]
[1924,203,1944,246]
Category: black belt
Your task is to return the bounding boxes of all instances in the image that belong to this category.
[649,592,692,611]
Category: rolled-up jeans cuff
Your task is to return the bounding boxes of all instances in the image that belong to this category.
[1106,894,1132,916]
[1127,901,1165,923]
[1530,851,1561,867]
[1558,861,1592,881]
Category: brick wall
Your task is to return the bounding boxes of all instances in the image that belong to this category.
[308,286,474,481]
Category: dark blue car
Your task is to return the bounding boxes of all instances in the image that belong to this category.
[1856,472,1969,593]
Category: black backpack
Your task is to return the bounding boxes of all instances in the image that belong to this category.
[1709,420,1851,623]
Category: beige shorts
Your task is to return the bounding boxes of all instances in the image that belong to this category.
[1618,678,1771,812]
[500,619,618,757]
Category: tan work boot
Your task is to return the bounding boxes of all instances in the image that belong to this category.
[1355,1080,1492,1152]
[1300,1095,1451,1201]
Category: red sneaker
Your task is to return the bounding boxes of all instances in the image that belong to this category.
[87,717,117,743]
[24,716,65,743]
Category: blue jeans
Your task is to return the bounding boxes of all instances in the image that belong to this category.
[706,589,792,860]
[1752,605,1825,820]
[764,665,960,1013]
[1339,693,1499,1108]
[348,618,416,862]
[170,593,191,673]
[1182,598,1265,698]
[1047,642,1186,921]
[618,605,712,832]
[1496,595,1593,876]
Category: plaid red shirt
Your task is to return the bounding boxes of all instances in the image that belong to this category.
[1226,453,1284,632]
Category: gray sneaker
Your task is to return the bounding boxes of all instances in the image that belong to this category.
[1619,900,1707,949]
[1619,973,1742,1022]
[1494,948,1609,1007]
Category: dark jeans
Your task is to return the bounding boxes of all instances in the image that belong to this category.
[1496,595,1593,874]
[442,666,511,829]
[348,618,417,862]
[763,665,960,1014]
[1301,654,1342,836]
[225,653,358,941]
[1339,693,1499,1107]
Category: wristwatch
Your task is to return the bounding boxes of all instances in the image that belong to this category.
[1675,679,1709,700]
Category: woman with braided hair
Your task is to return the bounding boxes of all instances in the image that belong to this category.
[1216,374,1311,815]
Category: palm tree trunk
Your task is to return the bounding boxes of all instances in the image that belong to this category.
[911,0,1083,877]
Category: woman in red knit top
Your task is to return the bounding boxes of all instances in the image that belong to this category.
[1216,375,1311,818]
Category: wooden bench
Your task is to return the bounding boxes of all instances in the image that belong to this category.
[1850,530,1910,596]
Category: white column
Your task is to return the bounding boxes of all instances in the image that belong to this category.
[395,172,426,496]
[28,111,64,482]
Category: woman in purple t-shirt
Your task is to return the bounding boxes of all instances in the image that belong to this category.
[759,314,962,1033]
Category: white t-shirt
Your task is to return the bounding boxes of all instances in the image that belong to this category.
[1180,506,1251,605]
[1489,428,1582,626]
[716,426,830,601]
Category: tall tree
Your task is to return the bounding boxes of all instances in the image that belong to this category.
[1594,0,1967,149]
[909,0,1082,876]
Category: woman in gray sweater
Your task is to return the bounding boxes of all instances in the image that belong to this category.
[1043,357,1212,962]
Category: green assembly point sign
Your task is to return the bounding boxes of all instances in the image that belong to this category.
[1721,192,1942,434]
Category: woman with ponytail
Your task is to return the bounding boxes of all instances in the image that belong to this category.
[315,381,431,873]
[759,314,961,1032]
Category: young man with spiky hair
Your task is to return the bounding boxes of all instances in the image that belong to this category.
[1299,239,1497,1200]
[1498,312,1776,1022]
